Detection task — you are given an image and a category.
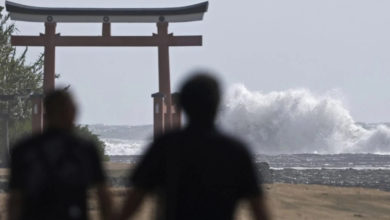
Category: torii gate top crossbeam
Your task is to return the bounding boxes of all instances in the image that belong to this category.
[6,1,208,23]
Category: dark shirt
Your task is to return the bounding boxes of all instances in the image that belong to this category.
[9,129,105,220]
[131,125,261,220]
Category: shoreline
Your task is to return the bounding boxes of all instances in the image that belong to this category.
[1,163,390,219]
[103,162,390,192]
[1,162,390,192]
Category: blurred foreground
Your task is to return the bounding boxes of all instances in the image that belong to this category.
[1,163,390,220]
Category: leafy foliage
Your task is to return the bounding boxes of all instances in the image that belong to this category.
[0,13,43,120]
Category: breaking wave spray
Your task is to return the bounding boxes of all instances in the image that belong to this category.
[219,84,390,154]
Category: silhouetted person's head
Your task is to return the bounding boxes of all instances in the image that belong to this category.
[179,73,220,127]
[44,90,76,130]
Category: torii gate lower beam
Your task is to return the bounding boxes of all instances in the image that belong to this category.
[11,22,202,135]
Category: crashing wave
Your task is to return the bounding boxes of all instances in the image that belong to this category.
[219,84,390,154]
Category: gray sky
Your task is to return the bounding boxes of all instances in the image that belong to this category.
[4,0,390,125]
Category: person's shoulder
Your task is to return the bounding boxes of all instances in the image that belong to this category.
[43,130,98,153]
[62,132,103,162]
[145,129,185,154]
[154,129,184,143]
[214,130,245,146]
[69,132,98,149]
[11,132,45,155]
[214,130,253,155]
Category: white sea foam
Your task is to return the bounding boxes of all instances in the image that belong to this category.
[219,84,390,154]
[103,138,149,155]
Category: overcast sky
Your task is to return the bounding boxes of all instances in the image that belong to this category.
[3,0,390,125]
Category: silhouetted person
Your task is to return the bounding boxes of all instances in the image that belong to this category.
[118,73,270,220]
[8,90,112,220]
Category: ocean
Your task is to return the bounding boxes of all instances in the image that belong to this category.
[90,85,390,169]
[101,138,390,170]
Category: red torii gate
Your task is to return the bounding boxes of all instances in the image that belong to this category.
[6,1,208,137]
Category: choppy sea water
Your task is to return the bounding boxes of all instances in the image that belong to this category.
[104,139,390,170]
[103,139,390,191]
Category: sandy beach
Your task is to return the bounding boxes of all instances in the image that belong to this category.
[82,183,390,220]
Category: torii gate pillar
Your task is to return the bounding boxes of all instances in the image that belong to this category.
[30,22,56,132]
[44,22,56,93]
[31,94,44,134]
[156,22,174,134]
